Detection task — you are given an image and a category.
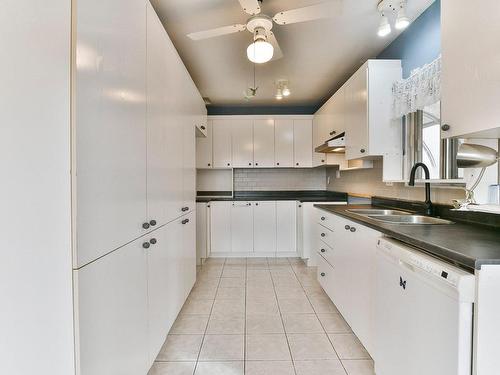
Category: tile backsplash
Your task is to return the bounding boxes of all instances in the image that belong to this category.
[234,168,327,191]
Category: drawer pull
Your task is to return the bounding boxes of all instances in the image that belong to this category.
[320,272,326,277]
[321,216,325,221]
[320,249,326,253]
[350,227,356,233]
[321,233,326,237]
[344,225,350,230]
[142,242,150,249]
[142,222,150,229]
[149,238,157,245]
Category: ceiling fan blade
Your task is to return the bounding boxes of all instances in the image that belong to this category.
[187,24,246,41]
[268,32,283,61]
[238,0,261,15]
[273,1,340,25]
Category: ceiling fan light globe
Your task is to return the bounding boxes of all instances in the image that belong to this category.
[247,40,274,63]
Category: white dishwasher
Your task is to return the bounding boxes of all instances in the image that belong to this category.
[375,237,475,375]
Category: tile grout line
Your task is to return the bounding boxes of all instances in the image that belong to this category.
[290,258,349,375]
[268,257,299,375]
[192,257,226,375]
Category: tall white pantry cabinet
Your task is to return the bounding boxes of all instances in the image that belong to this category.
[1,1,204,375]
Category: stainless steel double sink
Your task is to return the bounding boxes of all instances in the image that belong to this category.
[346,208,454,225]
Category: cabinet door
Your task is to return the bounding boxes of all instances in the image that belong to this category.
[231,202,254,253]
[312,116,327,167]
[253,201,277,253]
[345,67,368,160]
[212,120,232,168]
[210,201,232,253]
[76,238,149,375]
[146,219,183,363]
[253,119,275,167]
[196,203,208,264]
[232,120,254,168]
[196,120,213,168]
[146,4,171,228]
[276,201,297,253]
[275,119,294,167]
[293,120,313,168]
[75,0,147,267]
[182,211,196,299]
[183,121,196,213]
[441,0,500,138]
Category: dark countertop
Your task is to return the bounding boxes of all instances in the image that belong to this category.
[314,203,500,271]
[196,190,348,203]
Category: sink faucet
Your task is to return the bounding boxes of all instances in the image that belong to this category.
[408,162,433,216]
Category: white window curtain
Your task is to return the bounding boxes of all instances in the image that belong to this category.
[392,55,441,118]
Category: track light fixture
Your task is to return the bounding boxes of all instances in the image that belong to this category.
[275,80,290,100]
[377,0,412,37]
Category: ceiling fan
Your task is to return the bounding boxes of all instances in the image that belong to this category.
[187,0,340,64]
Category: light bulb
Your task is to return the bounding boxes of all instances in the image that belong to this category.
[275,88,283,100]
[247,39,274,64]
[282,86,291,97]
[378,14,391,37]
[395,7,410,30]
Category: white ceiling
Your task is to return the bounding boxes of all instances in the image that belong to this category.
[150,0,434,106]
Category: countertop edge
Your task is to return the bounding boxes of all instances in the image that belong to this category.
[314,204,484,271]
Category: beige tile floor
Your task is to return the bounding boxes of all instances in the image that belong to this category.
[149,258,375,375]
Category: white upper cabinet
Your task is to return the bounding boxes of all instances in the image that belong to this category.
[196,120,213,168]
[293,119,313,167]
[183,121,196,213]
[231,119,254,168]
[344,60,402,160]
[212,120,233,168]
[75,0,148,267]
[441,0,500,138]
[275,119,295,167]
[253,119,275,168]
[146,3,173,228]
[253,201,277,253]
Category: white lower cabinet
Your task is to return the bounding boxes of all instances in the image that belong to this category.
[231,202,254,253]
[276,201,297,253]
[75,213,196,375]
[208,200,298,256]
[210,201,232,254]
[196,202,209,264]
[253,201,277,253]
[75,238,150,375]
[316,209,378,356]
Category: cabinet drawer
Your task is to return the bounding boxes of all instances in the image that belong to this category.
[317,224,335,249]
[317,252,334,298]
[317,241,335,268]
[317,210,335,230]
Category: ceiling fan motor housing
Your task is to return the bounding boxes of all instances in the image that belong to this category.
[246,14,273,34]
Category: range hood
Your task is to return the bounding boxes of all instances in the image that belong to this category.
[315,132,346,153]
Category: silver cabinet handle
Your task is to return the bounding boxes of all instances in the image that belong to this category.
[150,238,157,245]
[320,272,326,277]
[181,206,189,212]
[344,225,350,230]
[321,233,326,237]
[142,222,150,229]
[320,248,326,253]
[149,220,157,226]
[321,216,326,221]
[441,124,450,131]
[350,227,356,233]
[142,242,150,249]
[182,219,189,224]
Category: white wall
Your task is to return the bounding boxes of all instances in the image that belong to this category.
[0,2,75,374]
